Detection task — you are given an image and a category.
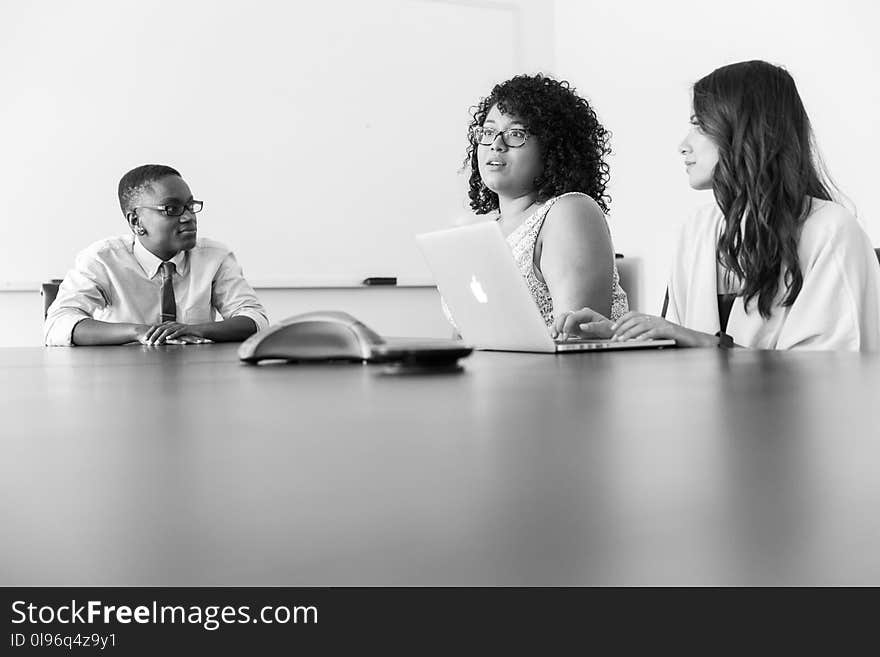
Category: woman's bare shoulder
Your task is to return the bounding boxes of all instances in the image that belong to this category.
[543,193,605,233]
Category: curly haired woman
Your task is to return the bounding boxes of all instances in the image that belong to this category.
[460,73,628,326]
[555,60,880,350]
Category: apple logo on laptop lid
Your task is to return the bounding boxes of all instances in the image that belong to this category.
[469,275,488,304]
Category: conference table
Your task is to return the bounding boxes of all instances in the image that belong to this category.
[2,342,879,586]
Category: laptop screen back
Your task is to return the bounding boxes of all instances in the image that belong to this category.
[416,222,558,351]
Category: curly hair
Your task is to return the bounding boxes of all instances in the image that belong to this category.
[694,60,834,319]
[464,73,612,215]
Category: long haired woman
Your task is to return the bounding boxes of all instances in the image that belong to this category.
[555,60,880,350]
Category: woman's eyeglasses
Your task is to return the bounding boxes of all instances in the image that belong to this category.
[474,126,530,148]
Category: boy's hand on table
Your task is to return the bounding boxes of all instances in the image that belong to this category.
[135,322,209,346]
[163,336,211,345]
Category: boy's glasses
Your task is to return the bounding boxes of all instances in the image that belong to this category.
[473,126,530,148]
[134,200,204,217]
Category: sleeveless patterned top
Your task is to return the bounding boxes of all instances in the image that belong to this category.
[506,192,629,325]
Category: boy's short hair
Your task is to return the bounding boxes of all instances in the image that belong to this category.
[118,164,181,216]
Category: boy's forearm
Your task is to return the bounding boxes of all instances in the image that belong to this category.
[72,319,142,346]
[71,316,258,345]
[196,316,258,342]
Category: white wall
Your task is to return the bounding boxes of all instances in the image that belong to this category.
[555,0,880,314]
[1,0,524,287]
[0,0,555,347]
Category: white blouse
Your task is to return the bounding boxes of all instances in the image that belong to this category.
[666,199,880,350]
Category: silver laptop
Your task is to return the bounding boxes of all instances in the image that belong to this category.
[416,221,675,353]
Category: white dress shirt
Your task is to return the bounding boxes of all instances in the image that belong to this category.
[45,235,269,346]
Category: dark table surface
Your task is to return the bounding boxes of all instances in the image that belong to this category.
[2,343,879,585]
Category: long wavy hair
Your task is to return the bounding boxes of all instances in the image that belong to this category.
[464,73,612,215]
[693,60,834,318]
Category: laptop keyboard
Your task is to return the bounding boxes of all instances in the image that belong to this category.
[553,337,609,345]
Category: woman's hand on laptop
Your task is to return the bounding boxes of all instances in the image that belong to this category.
[554,308,723,346]
[552,308,614,340]
[610,312,717,347]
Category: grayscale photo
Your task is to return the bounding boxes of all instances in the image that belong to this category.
[2,0,879,650]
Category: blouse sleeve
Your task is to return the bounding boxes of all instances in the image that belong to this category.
[776,212,880,351]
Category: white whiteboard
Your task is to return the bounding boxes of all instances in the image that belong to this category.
[0,0,520,288]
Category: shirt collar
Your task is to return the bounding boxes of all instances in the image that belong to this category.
[133,238,189,279]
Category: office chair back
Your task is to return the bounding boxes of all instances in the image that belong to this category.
[41,279,63,319]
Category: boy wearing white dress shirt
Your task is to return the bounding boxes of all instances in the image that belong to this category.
[44,164,268,346]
